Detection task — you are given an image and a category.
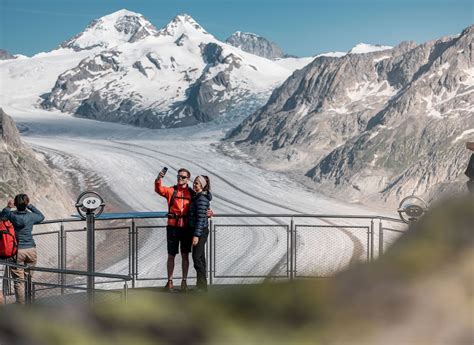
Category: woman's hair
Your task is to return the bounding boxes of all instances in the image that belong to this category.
[14,194,29,211]
[202,175,210,192]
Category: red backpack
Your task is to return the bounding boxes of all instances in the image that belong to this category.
[0,220,17,259]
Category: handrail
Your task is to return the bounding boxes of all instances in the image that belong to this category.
[213,213,403,222]
[31,266,132,281]
[0,260,28,269]
[39,213,403,224]
[0,260,131,281]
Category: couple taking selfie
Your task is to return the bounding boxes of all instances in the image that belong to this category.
[154,167,212,293]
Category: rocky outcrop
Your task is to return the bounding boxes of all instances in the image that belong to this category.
[0,108,73,219]
[0,49,17,60]
[227,25,474,206]
[225,31,286,59]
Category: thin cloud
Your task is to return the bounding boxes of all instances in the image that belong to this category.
[5,7,98,18]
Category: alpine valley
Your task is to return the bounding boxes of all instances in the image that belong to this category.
[1,9,472,209]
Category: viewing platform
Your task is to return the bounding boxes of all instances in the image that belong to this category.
[1,207,407,305]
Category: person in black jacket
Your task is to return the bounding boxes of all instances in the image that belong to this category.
[1,194,44,304]
[189,175,212,292]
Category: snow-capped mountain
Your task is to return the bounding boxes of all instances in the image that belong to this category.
[225,31,286,60]
[37,10,312,128]
[60,9,160,51]
[227,25,474,206]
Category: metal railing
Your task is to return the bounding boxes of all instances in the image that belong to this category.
[1,260,131,305]
[1,212,406,304]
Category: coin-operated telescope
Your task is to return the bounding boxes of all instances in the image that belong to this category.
[397,195,428,224]
[75,191,105,302]
[75,191,105,220]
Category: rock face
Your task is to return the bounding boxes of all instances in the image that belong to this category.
[0,108,72,219]
[227,25,474,206]
[40,11,306,128]
[225,31,286,59]
[0,49,17,60]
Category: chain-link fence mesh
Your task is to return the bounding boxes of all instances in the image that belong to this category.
[65,229,87,272]
[214,224,288,278]
[295,225,370,277]
[136,225,167,280]
[380,227,405,254]
[34,232,60,268]
[94,226,130,275]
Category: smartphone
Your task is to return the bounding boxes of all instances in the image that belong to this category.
[160,167,168,176]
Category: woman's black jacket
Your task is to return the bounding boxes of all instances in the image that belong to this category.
[188,191,212,237]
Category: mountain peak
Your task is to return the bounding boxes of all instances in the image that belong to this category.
[60,9,159,51]
[348,43,393,55]
[233,31,258,38]
[173,13,198,24]
[105,9,141,18]
[226,31,285,59]
[158,13,210,38]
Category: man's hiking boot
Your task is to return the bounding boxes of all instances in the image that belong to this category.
[181,279,188,292]
[194,282,208,294]
[164,280,173,291]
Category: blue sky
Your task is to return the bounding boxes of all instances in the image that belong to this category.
[1,0,472,57]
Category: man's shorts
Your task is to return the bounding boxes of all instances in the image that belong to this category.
[166,225,193,255]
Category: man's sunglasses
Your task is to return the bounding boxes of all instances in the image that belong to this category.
[177,175,189,179]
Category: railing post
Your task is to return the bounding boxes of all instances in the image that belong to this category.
[86,212,95,304]
[123,282,128,303]
[370,219,375,262]
[3,266,11,297]
[60,222,66,295]
[209,219,213,286]
[130,219,136,289]
[366,226,370,262]
[378,220,384,257]
[290,217,294,280]
[25,267,32,305]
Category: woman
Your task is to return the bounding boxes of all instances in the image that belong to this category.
[189,175,212,292]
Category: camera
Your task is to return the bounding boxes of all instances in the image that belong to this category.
[159,167,168,177]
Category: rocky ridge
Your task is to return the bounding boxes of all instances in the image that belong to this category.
[0,108,73,219]
[225,31,286,59]
[227,26,474,206]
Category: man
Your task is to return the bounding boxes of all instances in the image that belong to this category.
[1,194,44,304]
[155,168,194,291]
[466,142,474,193]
